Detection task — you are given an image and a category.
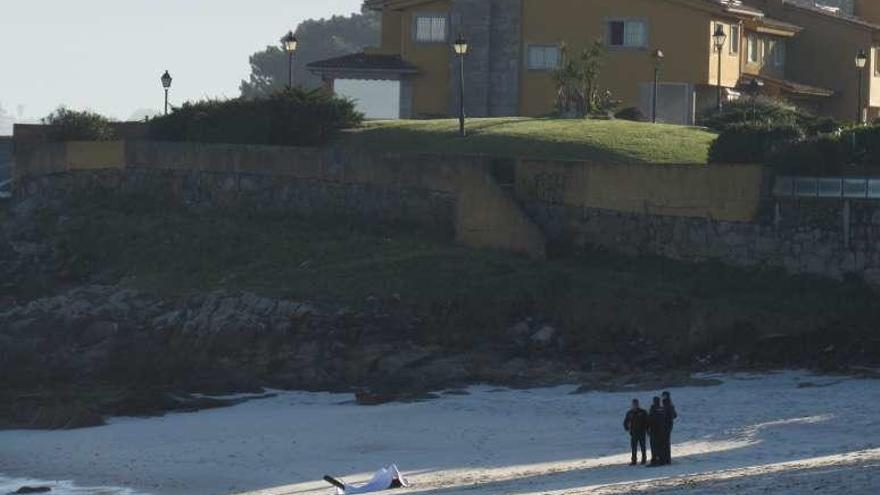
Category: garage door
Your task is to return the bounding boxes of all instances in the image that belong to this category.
[334,79,401,120]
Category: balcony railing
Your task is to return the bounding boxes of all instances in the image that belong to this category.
[774,176,880,199]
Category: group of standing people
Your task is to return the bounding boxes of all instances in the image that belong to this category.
[622,391,677,466]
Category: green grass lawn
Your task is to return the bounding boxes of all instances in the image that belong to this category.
[336,118,717,164]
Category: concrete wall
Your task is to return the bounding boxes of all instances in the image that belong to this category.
[516,160,767,222]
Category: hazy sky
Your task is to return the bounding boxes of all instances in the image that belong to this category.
[0,0,363,121]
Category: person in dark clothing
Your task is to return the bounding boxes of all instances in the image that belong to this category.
[647,396,668,466]
[662,391,678,465]
[623,399,648,465]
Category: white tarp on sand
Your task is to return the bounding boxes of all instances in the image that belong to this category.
[335,464,408,494]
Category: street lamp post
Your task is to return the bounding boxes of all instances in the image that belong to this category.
[713,24,728,113]
[453,35,469,138]
[652,48,664,123]
[281,31,299,89]
[856,49,868,124]
[160,70,173,116]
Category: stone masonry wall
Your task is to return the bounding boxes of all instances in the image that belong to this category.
[12,140,547,259]
[449,0,522,117]
[523,198,880,284]
[17,168,457,235]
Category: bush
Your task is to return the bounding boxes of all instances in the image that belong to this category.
[800,115,843,137]
[614,107,644,122]
[42,107,116,141]
[148,87,363,147]
[699,97,800,131]
[763,125,880,175]
[708,123,802,164]
[768,135,851,175]
[843,125,880,166]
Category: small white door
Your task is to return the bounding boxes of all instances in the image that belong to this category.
[334,79,401,120]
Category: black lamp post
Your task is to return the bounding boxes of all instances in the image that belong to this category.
[160,70,173,115]
[652,48,664,123]
[713,24,728,113]
[281,31,299,88]
[856,49,868,124]
[453,35,469,138]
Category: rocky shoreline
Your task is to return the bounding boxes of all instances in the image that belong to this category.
[1,284,876,431]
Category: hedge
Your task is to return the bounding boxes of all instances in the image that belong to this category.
[708,123,802,164]
[42,107,116,141]
[765,125,880,176]
[699,97,842,138]
[148,87,363,147]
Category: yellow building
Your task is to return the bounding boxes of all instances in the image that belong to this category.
[307,0,880,123]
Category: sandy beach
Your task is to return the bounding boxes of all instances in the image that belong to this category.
[1,371,878,495]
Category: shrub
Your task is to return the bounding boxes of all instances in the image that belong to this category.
[768,135,851,176]
[148,87,363,147]
[800,116,843,137]
[699,97,800,131]
[42,107,116,141]
[843,124,880,166]
[614,106,644,122]
[708,122,802,164]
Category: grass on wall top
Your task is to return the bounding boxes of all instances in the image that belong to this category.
[337,118,717,165]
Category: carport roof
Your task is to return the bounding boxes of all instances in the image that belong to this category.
[308,53,420,80]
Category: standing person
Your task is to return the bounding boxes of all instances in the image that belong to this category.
[647,396,668,467]
[623,399,648,465]
[662,391,677,465]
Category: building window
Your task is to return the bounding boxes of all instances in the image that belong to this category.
[747,34,759,63]
[527,45,561,70]
[608,20,647,48]
[763,39,785,67]
[729,25,740,55]
[414,14,447,43]
[773,40,786,67]
[875,47,880,77]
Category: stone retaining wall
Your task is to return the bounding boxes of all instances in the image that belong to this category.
[13,140,547,259]
[524,198,880,284]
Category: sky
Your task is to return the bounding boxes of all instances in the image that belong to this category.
[0,0,363,123]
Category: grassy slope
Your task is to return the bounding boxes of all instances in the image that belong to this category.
[336,118,717,164]
[21,199,877,355]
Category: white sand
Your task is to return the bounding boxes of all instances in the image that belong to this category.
[1,371,878,495]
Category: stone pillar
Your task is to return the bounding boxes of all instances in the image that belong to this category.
[449,0,522,118]
[488,0,522,116]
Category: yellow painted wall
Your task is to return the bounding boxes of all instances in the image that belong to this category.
[761,4,876,121]
[708,20,744,88]
[855,0,880,25]
[66,141,126,171]
[397,0,451,117]
[871,46,880,109]
[377,10,403,54]
[519,0,735,117]
[516,160,766,222]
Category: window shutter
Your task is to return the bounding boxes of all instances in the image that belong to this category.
[610,21,625,46]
